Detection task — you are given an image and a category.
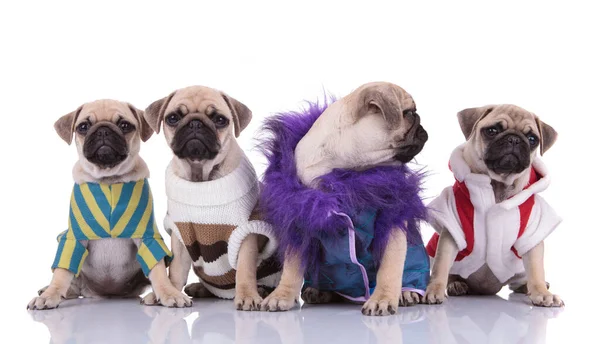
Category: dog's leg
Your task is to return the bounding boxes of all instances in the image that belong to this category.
[261,253,304,312]
[446,275,469,296]
[146,260,192,308]
[301,287,340,304]
[523,241,564,307]
[424,228,459,304]
[28,268,74,310]
[234,233,263,311]
[362,228,407,316]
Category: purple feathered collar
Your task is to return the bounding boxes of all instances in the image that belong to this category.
[259,100,427,267]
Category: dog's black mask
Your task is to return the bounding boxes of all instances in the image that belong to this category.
[83,124,129,168]
[484,131,531,175]
[394,112,428,163]
[171,119,220,161]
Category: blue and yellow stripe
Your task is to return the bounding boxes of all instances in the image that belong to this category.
[52,179,171,276]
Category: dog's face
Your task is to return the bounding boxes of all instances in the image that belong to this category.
[54,99,153,178]
[144,86,251,179]
[295,82,428,185]
[459,104,557,181]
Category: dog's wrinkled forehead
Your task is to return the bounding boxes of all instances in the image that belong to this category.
[164,86,232,119]
[76,100,137,125]
[478,105,539,135]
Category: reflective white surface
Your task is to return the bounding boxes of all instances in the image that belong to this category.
[24,292,571,344]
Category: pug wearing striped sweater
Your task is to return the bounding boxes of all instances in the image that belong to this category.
[28,100,191,310]
[142,86,280,311]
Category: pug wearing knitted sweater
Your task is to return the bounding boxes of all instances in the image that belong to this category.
[142,86,280,311]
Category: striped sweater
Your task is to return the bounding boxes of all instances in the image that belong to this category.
[52,179,171,277]
[164,157,281,299]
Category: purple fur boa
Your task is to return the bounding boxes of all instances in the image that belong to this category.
[259,100,427,268]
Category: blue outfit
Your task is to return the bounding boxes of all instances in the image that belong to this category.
[304,209,430,301]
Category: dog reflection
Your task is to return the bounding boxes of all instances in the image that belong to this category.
[191,300,303,344]
[425,294,563,344]
[30,298,192,344]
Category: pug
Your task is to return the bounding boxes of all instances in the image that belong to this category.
[424,104,563,307]
[27,99,191,310]
[259,82,430,316]
[142,86,280,310]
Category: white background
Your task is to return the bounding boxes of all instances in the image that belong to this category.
[1,1,598,342]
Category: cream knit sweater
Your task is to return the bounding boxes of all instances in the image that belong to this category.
[164,157,281,299]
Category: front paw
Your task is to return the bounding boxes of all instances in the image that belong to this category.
[362,292,399,316]
[234,285,263,311]
[152,287,192,308]
[28,290,63,310]
[529,289,564,307]
[260,285,298,312]
[424,282,447,304]
[399,291,421,307]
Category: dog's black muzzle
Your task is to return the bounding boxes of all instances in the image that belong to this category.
[171,119,220,161]
[394,114,428,163]
[83,124,129,168]
[484,132,530,174]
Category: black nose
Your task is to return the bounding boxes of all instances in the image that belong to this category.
[95,126,112,137]
[506,134,522,146]
[188,119,203,130]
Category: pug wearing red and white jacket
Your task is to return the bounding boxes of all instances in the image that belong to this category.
[424,104,563,307]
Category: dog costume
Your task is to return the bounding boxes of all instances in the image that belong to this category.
[426,144,561,283]
[164,157,281,299]
[260,101,430,301]
[52,179,171,276]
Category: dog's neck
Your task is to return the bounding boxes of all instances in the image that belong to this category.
[171,140,243,182]
[462,145,531,203]
[73,155,149,184]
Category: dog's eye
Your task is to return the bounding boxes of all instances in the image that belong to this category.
[76,122,90,134]
[118,121,134,133]
[166,114,181,126]
[485,127,499,137]
[213,115,229,128]
[527,134,538,146]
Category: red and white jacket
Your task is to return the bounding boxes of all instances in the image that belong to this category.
[426,144,561,283]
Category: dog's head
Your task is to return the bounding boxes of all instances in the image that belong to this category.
[144,86,251,180]
[458,104,557,183]
[295,82,428,185]
[54,99,153,179]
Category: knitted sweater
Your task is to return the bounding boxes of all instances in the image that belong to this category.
[52,179,171,277]
[164,157,281,299]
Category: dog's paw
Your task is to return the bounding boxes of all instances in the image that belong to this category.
[234,285,263,311]
[399,291,421,307]
[362,292,399,316]
[424,282,447,304]
[301,287,334,304]
[141,292,160,306]
[529,290,564,307]
[260,285,297,312]
[28,290,63,310]
[184,282,213,298]
[447,280,469,296]
[37,286,49,296]
[154,286,192,308]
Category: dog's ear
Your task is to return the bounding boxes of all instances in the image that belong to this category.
[358,85,402,127]
[457,106,495,140]
[221,92,252,137]
[144,91,176,134]
[54,106,83,145]
[535,116,558,156]
[127,104,153,142]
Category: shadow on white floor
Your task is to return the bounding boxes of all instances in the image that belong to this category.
[28,293,562,344]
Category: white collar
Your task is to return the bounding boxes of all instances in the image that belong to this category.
[449,143,551,210]
[165,157,258,206]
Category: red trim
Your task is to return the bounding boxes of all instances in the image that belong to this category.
[511,168,539,258]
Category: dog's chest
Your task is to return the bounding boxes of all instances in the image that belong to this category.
[174,222,236,263]
[82,238,142,280]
